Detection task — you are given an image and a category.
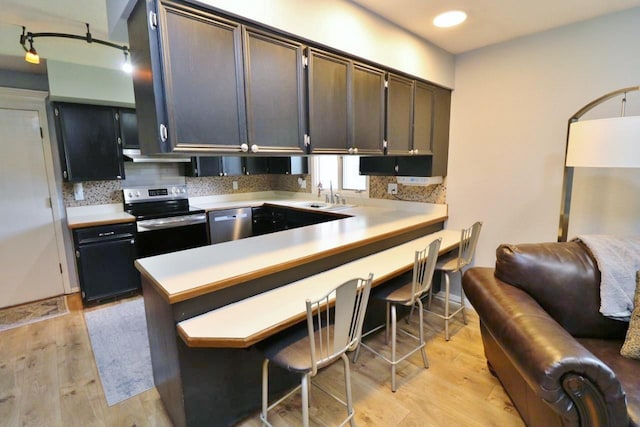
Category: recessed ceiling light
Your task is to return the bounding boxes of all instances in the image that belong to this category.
[433,10,467,28]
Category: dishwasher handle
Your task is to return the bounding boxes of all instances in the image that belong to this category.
[214,213,249,222]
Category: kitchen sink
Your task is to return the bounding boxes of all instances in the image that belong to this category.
[301,202,356,211]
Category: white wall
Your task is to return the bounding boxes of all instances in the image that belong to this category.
[47,60,135,106]
[448,7,640,267]
[194,0,455,88]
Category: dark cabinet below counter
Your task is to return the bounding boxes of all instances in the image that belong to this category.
[72,223,140,304]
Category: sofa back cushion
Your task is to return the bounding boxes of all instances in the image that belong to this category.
[495,241,628,339]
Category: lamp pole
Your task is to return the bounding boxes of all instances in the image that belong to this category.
[558,86,640,242]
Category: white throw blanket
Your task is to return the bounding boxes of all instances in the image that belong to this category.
[573,235,640,321]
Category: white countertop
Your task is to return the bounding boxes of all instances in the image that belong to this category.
[177,229,460,348]
[135,195,448,303]
[66,204,135,229]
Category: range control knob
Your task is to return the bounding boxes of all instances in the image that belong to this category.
[128,192,133,198]
[135,191,140,197]
[181,188,186,194]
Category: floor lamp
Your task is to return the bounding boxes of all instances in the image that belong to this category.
[558,86,640,242]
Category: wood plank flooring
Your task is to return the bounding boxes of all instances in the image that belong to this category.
[0,293,524,427]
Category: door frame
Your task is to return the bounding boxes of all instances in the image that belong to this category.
[0,87,72,294]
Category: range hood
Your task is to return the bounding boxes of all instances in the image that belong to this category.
[122,149,192,163]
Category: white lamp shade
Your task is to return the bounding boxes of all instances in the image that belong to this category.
[566,116,640,167]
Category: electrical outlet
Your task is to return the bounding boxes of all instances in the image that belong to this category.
[73,182,84,200]
[300,179,307,189]
[387,183,398,195]
[232,181,238,191]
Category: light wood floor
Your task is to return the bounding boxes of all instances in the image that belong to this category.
[0,293,524,427]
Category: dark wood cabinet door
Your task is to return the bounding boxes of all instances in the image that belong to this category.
[307,49,350,153]
[159,4,246,152]
[222,157,243,176]
[386,74,414,155]
[119,108,139,149]
[359,156,397,176]
[244,29,305,153]
[55,103,123,182]
[351,63,385,154]
[244,157,269,174]
[267,157,308,174]
[432,86,451,176]
[412,82,435,155]
[188,157,223,177]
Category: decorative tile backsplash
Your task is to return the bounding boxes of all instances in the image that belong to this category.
[61,164,444,207]
[62,174,311,207]
[369,176,446,204]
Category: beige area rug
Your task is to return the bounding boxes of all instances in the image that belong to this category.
[0,295,68,332]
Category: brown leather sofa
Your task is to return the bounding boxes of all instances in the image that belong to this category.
[462,241,639,426]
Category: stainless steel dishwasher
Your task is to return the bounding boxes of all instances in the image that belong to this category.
[208,208,253,244]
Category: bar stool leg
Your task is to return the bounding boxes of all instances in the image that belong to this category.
[341,353,356,427]
[417,299,429,368]
[444,272,451,341]
[301,373,310,427]
[460,271,468,325]
[261,359,269,426]
[385,302,390,345]
[391,304,398,392]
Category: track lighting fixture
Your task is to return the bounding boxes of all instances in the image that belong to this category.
[19,24,131,72]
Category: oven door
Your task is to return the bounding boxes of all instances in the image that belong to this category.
[136,213,208,258]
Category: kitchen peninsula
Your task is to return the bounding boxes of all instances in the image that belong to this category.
[135,197,449,426]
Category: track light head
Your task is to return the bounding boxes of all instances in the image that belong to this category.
[24,38,40,64]
[121,50,132,73]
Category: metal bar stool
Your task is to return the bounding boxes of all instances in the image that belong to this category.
[353,238,441,392]
[426,221,482,340]
[260,274,373,427]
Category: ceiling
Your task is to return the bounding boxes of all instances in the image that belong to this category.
[2,0,640,56]
[351,0,640,53]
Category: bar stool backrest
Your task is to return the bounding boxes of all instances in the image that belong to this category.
[410,237,442,304]
[457,221,483,270]
[305,273,373,376]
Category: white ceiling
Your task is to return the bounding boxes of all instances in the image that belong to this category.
[2,0,640,56]
[351,0,640,53]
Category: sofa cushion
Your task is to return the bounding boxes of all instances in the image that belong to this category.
[495,242,628,339]
[621,272,640,360]
[578,338,640,427]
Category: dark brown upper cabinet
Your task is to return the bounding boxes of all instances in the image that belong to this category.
[119,108,139,149]
[431,85,451,176]
[186,157,243,177]
[54,102,124,182]
[129,1,247,155]
[306,48,350,154]
[351,62,385,155]
[243,28,306,154]
[386,74,435,156]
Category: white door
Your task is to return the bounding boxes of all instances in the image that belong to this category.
[0,107,65,308]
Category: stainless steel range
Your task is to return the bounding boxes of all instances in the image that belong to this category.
[123,185,208,258]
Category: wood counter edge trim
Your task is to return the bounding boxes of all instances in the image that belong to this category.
[178,241,457,348]
[67,216,136,229]
[165,215,447,304]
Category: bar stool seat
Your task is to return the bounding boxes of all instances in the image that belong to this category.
[354,238,441,392]
[260,274,373,427]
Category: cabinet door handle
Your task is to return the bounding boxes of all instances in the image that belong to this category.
[160,124,168,142]
[240,143,249,152]
[130,239,135,245]
[250,144,259,153]
[75,250,80,259]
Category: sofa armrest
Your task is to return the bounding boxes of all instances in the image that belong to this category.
[463,268,629,427]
